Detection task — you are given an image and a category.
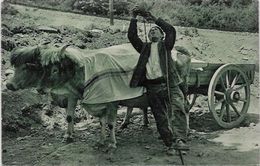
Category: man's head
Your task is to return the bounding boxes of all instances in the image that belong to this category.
[148,26,164,42]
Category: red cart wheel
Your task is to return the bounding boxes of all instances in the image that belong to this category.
[208,64,250,128]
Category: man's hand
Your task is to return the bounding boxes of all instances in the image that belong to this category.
[131,6,139,18]
[131,5,150,19]
[144,12,157,22]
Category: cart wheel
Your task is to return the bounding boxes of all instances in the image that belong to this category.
[187,94,198,110]
[208,64,250,128]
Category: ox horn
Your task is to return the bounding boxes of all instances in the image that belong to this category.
[59,44,70,57]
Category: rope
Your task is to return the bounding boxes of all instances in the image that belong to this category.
[143,18,148,42]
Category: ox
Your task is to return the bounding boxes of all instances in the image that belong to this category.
[6,44,149,148]
[6,44,190,148]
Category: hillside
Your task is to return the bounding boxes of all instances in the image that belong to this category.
[2,4,259,65]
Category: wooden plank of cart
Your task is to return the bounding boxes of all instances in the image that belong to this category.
[186,59,256,129]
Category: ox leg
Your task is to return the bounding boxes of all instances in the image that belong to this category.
[185,112,190,136]
[99,116,107,146]
[184,98,190,136]
[142,107,149,127]
[107,105,117,149]
[43,92,54,114]
[64,97,77,143]
[120,107,133,129]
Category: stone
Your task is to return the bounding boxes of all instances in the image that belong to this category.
[38,26,59,33]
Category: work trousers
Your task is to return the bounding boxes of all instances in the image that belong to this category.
[169,85,187,142]
[146,83,187,147]
[146,83,173,147]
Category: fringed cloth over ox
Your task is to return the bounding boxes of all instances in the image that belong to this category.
[65,44,146,104]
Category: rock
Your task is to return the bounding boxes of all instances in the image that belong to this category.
[90,29,104,34]
[41,39,51,45]
[75,42,86,49]
[144,157,152,161]
[52,153,61,159]
[240,49,248,55]
[224,147,237,150]
[1,38,16,51]
[177,35,184,40]
[17,137,24,141]
[11,26,34,34]
[249,123,256,127]
[144,145,150,149]
[197,152,204,157]
[2,59,6,65]
[5,69,14,76]
[38,26,59,33]
[87,31,101,38]
[1,27,13,36]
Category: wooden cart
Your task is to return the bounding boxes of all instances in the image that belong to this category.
[186,60,256,128]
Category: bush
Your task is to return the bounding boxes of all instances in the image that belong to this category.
[73,0,130,16]
[137,0,258,32]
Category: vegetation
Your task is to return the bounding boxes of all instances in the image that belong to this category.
[4,0,258,32]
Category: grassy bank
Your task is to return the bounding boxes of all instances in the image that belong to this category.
[4,0,259,33]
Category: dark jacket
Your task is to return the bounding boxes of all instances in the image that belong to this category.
[128,18,183,88]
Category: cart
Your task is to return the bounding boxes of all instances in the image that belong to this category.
[186,60,256,129]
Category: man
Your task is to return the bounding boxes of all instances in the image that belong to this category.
[128,7,188,154]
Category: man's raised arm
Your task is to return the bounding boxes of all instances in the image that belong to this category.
[127,8,143,53]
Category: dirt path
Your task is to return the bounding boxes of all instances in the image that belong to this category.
[2,102,260,165]
[1,4,259,166]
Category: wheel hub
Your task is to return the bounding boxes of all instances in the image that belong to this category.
[231,91,240,102]
[226,89,240,102]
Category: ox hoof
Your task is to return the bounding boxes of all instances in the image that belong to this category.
[66,137,74,143]
[120,123,128,129]
[95,141,106,148]
[62,137,74,143]
[142,124,149,128]
[108,143,117,149]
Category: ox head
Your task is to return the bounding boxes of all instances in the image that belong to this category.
[6,46,43,91]
[40,45,76,87]
[6,45,78,91]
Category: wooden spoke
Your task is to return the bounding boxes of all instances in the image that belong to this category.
[220,76,227,90]
[233,84,247,91]
[214,98,225,108]
[231,73,241,88]
[219,102,225,120]
[226,71,230,88]
[215,91,225,96]
[229,102,241,117]
[239,98,248,103]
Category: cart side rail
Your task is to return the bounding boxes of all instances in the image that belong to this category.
[187,63,256,88]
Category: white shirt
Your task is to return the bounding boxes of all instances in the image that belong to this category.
[146,42,163,79]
